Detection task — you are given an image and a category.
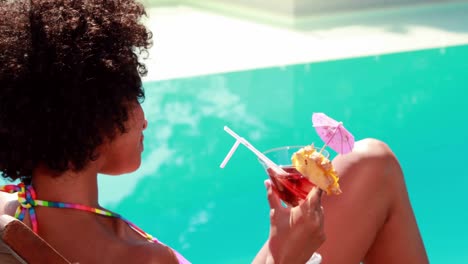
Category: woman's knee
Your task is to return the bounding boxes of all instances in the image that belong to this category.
[353,138,396,161]
[333,138,403,194]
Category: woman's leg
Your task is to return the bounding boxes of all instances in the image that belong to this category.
[317,139,429,264]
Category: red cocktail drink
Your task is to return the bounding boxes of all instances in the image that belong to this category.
[260,146,329,207]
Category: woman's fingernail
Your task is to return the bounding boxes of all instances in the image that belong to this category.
[264,180,270,189]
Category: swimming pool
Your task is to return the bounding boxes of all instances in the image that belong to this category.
[99,44,468,263]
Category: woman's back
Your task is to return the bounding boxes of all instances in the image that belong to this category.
[0,191,179,264]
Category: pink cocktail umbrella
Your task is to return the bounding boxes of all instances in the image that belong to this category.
[312,113,354,155]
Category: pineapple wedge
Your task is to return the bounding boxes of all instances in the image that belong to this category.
[291,145,342,195]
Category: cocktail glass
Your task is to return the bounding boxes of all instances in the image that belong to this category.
[259,146,329,207]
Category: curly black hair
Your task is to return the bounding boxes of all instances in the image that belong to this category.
[0,0,152,182]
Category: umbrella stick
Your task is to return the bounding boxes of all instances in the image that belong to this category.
[319,144,327,154]
[319,123,341,155]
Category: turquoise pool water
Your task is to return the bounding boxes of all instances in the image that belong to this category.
[99,44,468,263]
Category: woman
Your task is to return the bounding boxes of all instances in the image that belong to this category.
[0,0,324,263]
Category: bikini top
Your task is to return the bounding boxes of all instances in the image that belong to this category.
[0,183,190,264]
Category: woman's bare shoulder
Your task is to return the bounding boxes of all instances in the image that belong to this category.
[116,242,180,264]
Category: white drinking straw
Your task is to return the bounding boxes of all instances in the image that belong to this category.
[219,126,287,175]
[219,140,240,169]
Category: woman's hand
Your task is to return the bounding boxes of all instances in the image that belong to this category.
[265,179,325,264]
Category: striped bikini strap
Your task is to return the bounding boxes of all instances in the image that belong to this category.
[0,183,154,241]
